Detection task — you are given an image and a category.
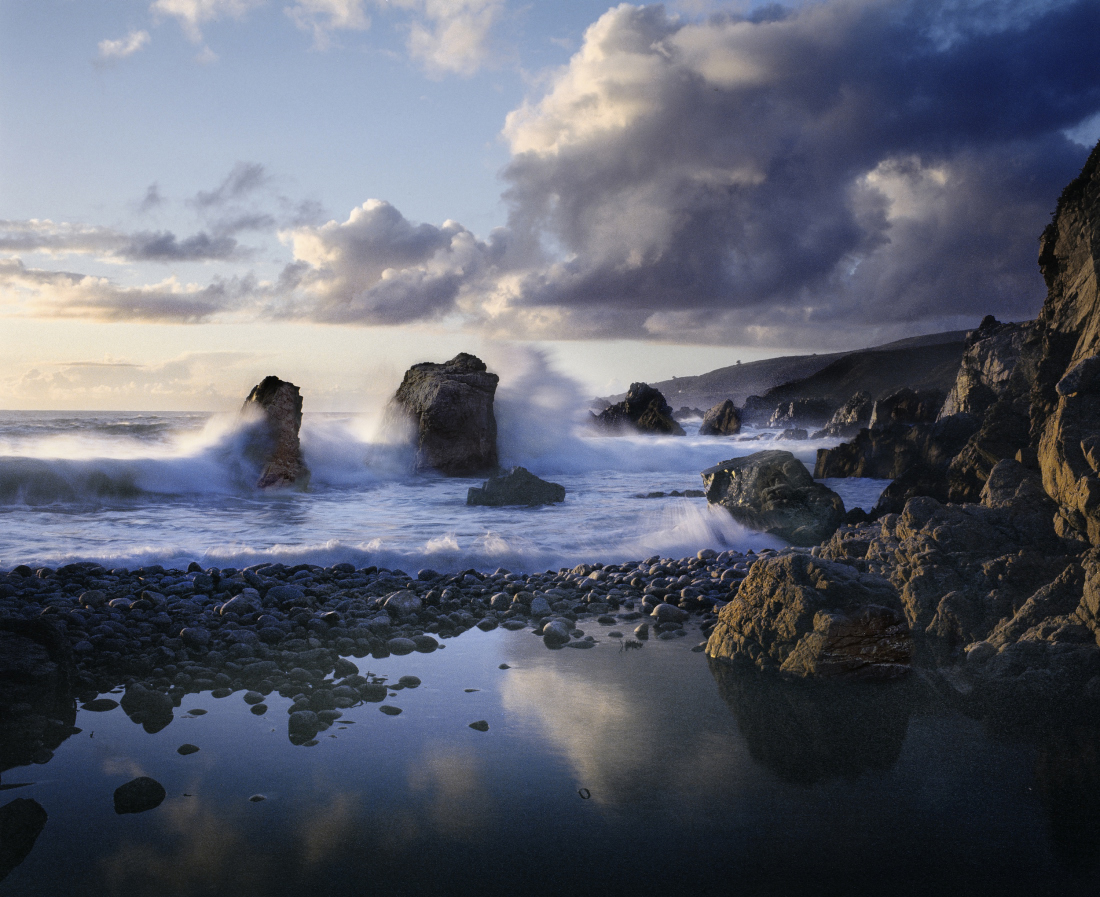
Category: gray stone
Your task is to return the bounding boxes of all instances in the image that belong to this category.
[467,467,566,507]
[383,591,422,617]
[386,637,417,655]
[702,450,845,546]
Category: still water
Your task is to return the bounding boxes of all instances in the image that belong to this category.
[3,625,1099,897]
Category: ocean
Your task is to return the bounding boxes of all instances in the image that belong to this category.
[0,407,888,572]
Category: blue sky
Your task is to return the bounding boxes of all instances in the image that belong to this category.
[2,0,1099,409]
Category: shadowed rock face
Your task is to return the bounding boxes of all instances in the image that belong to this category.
[467,467,565,507]
[699,400,742,435]
[387,353,499,475]
[242,376,308,489]
[593,382,685,435]
[812,390,872,438]
[0,797,48,883]
[702,450,845,546]
[706,553,910,680]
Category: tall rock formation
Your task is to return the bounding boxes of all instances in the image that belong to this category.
[699,399,742,435]
[242,376,309,489]
[593,382,685,435]
[387,353,499,475]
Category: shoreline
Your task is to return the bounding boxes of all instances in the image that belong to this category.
[1,549,759,751]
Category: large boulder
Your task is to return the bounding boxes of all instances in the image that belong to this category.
[242,376,308,489]
[698,400,742,436]
[386,353,499,475]
[467,467,566,507]
[593,383,685,435]
[705,553,910,680]
[701,450,845,546]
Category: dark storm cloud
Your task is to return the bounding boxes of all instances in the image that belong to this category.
[0,220,247,263]
[482,0,1100,344]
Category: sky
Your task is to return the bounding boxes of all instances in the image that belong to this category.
[2,0,1099,410]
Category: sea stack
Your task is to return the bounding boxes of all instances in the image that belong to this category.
[387,353,499,475]
[594,382,685,435]
[242,376,309,489]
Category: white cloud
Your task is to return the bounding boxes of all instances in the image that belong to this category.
[97,30,151,61]
[286,0,369,49]
[151,0,267,42]
[384,0,506,76]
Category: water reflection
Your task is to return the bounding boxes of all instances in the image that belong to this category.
[1034,725,1100,875]
[707,658,915,785]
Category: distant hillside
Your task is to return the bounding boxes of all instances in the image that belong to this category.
[600,330,969,411]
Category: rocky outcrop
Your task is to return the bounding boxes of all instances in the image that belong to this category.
[701,450,845,546]
[672,406,704,420]
[387,353,499,475]
[939,316,1034,418]
[705,553,910,680]
[812,391,872,438]
[242,376,309,489]
[767,398,836,430]
[699,400,742,435]
[467,467,566,507]
[868,387,945,429]
[593,383,685,435]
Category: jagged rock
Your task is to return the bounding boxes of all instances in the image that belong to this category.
[778,428,808,440]
[705,553,910,679]
[672,406,704,420]
[812,391,872,438]
[698,400,742,435]
[467,467,565,507]
[701,450,845,546]
[814,414,978,481]
[739,395,779,427]
[767,398,836,430]
[939,317,1034,418]
[242,376,309,489]
[868,387,945,430]
[386,353,499,475]
[593,383,685,435]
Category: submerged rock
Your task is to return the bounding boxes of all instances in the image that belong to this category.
[386,353,499,475]
[701,450,845,546]
[706,553,910,680]
[243,376,309,489]
[113,776,166,814]
[467,467,566,507]
[593,383,685,436]
[0,798,48,883]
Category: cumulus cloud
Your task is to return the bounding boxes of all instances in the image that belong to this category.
[152,0,266,42]
[476,0,1100,345]
[287,0,369,48]
[0,257,246,323]
[97,30,151,61]
[276,199,498,323]
[390,0,507,76]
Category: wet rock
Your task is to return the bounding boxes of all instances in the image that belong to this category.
[386,352,499,475]
[379,705,402,716]
[467,467,566,507]
[383,591,422,618]
[702,450,845,546]
[386,637,416,656]
[868,388,945,430]
[706,553,910,680]
[542,620,573,648]
[242,376,309,489]
[593,383,685,436]
[177,744,199,755]
[288,710,320,738]
[468,720,489,731]
[812,391,873,438]
[0,798,48,882]
[699,400,742,436]
[113,776,166,814]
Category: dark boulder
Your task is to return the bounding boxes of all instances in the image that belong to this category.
[242,376,309,489]
[113,777,166,814]
[701,450,845,546]
[0,798,48,883]
[593,383,685,435]
[699,400,742,436]
[705,553,910,680]
[467,467,565,507]
[386,353,499,475]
